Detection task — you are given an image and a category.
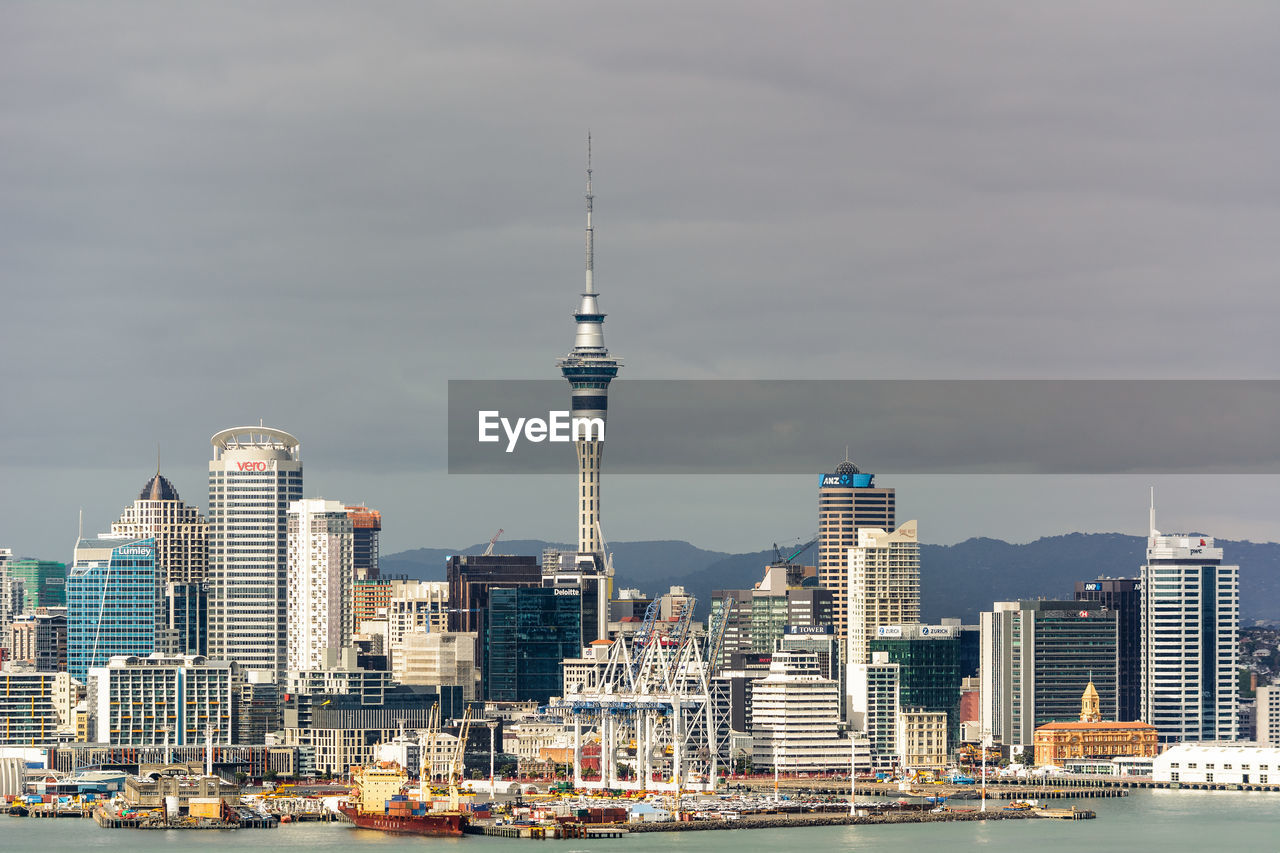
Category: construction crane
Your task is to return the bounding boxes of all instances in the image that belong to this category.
[482,529,504,557]
[772,534,818,567]
[447,706,475,810]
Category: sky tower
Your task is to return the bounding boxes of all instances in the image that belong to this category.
[558,135,621,556]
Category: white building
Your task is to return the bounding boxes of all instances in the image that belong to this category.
[849,652,901,769]
[751,652,851,772]
[1257,685,1280,747]
[286,499,354,672]
[1140,507,1239,743]
[1153,743,1280,785]
[848,522,920,667]
[208,427,303,674]
[89,653,235,746]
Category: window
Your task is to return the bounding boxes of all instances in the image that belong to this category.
[1170,772,1179,782]
[1205,773,1213,783]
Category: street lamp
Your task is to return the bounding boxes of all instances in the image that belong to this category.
[487,720,498,799]
[849,735,857,817]
[980,727,990,813]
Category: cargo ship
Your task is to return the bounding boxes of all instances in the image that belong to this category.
[338,763,468,837]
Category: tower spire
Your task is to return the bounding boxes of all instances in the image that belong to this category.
[1149,486,1158,538]
[585,131,595,295]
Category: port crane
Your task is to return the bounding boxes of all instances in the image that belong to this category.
[447,706,474,810]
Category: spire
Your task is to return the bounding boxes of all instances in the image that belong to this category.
[584,131,595,296]
[1149,486,1159,538]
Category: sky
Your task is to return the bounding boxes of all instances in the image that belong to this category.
[3,2,1279,561]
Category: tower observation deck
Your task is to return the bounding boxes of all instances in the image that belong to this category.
[557,135,620,556]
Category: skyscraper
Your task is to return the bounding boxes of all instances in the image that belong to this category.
[1140,498,1239,743]
[1075,577,1140,722]
[980,600,1118,748]
[816,455,895,642]
[112,470,208,585]
[4,559,66,611]
[486,586,582,704]
[345,505,382,581]
[67,536,156,681]
[286,499,355,672]
[557,137,621,558]
[207,426,303,674]
[847,522,920,666]
[112,469,210,656]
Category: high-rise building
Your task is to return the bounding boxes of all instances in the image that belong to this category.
[112,470,208,585]
[1075,577,1141,721]
[286,499,354,673]
[980,600,1118,748]
[486,587,582,704]
[817,455,895,643]
[1140,500,1239,743]
[88,653,235,746]
[344,505,382,581]
[5,559,66,611]
[446,554,541,698]
[67,536,157,681]
[749,651,850,772]
[870,623,963,749]
[848,522,920,666]
[541,551,608,645]
[208,426,303,674]
[158,581,207,656]
[557,138,621,558]
[855,654,901,768]
[6,608,68,672]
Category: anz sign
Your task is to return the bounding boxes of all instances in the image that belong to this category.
[820,472,874,488]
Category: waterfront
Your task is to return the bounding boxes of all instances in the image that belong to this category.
[2,789,1278,852]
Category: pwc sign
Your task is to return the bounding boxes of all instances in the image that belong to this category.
[235,460,272,472]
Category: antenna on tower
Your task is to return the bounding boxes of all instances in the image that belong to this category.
[1149,486,1159,538]
[156,442,161,476]
[584,131,595,295]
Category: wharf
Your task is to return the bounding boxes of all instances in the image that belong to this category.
[469,822,628,840]
[626,810,1047,832]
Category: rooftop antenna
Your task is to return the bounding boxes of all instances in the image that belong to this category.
[1149,486,1158,538]
[584,131,594,295]
[156,442,161,476]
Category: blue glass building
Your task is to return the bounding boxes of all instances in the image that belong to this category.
[67,536,157,681]
[486,587,582,704]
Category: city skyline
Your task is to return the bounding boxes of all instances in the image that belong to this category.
[4,3,1280,560]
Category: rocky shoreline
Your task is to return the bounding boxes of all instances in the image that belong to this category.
[627,810,1038,832]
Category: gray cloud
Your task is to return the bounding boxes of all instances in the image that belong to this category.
[2,3,1279,559]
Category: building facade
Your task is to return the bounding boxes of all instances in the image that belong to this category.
[897,709,948,772]
[344,505,381,581]
[286,499,355,672]
[980,600,1118,748]
[1033,681,1158,767]
[486,587,582,704]
[89,654,236,746]
[848,522,920,667]
[1075,577,1141,722]
[111,471,208,586]
[68,537,157,681]
[1153,743,1280,785]
[1140,524,1239,743]
[6,608,68,671]
[0,671,74,746]
[1258,684,1280,748]
[750,652,850,772]
[5,559,66,611]
[870,623,962,749]
[207,426,303,675]
[817,457,895,643]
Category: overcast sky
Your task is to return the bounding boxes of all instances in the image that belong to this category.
[3,3,1279,562]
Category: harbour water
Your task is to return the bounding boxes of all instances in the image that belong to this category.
[3,789,1278,852]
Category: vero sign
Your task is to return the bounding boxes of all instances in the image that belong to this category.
[236,461,271,472]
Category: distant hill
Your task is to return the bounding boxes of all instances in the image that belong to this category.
[382,534,1280,624]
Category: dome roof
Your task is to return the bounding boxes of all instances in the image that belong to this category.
[833,460,861,476]
[139,473,181,502]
